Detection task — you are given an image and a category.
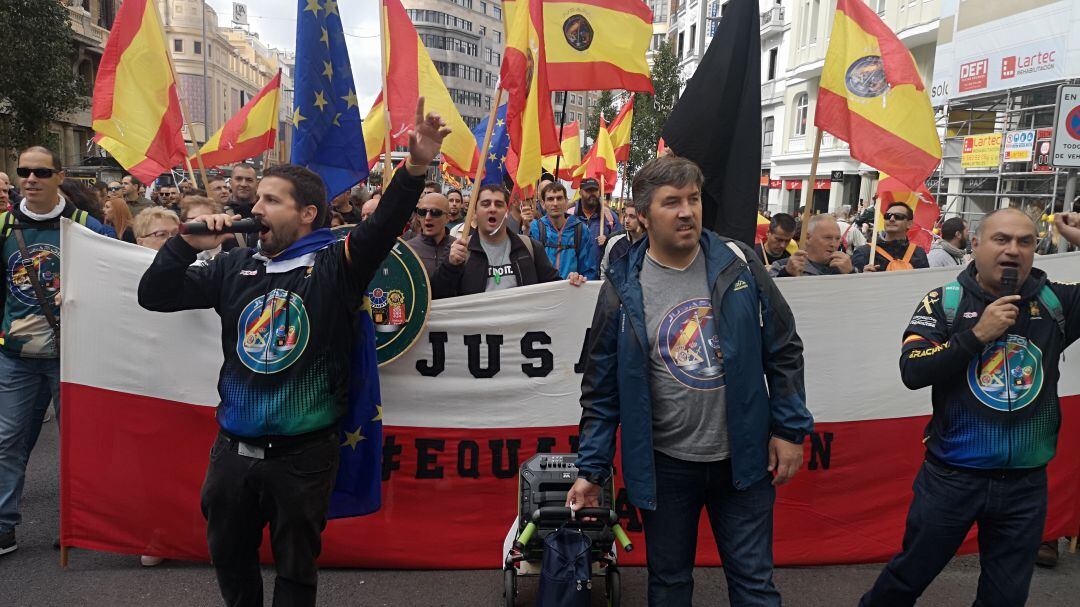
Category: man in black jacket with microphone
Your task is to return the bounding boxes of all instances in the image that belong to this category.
[861,208,1080,607]
[138,101,449,607]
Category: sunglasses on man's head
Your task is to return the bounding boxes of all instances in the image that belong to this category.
[884,212,911,221]
[415,208,446,218]
[16,167,56,179]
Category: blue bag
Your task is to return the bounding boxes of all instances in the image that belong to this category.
[535,526,593,607]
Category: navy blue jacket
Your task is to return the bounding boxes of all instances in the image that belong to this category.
[576,230,813,510]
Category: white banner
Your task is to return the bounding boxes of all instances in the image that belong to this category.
[61,222,1080,427]
[931,0,1080,105]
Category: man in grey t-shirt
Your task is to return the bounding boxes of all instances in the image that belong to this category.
[641,251,730,461]
[569,156,811,607]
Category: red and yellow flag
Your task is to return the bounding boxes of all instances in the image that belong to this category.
[815,0,941,191]
[502,0,653,92]
[574,116,617,192]
[363,0,479,174]
[193,72,281,168]
[542,121,582,180]
[875,172,940,252]
[608,96,635,163]
[91,0,186,184]
[502,0,560,194]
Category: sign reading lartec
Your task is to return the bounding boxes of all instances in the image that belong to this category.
[1052,85,1080,168]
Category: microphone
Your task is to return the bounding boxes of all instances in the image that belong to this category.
[179,217,264,235]
[1000,267,1019,296]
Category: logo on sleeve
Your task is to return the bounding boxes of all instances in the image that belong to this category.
[656,298,724,391]
[967,335,1044,411]
[236,289,310,374]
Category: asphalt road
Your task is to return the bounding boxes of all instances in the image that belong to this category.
[4,420,1080,606]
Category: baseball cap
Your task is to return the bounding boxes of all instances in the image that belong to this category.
[580,178,600,190]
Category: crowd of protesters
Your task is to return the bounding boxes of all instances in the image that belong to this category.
[4,140,1080,607]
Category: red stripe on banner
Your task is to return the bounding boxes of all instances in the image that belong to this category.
[548,61,654,94]
[816,88,940,191]
[552,0,653,23]
[91,0,149,122]
[60,384,1080,568]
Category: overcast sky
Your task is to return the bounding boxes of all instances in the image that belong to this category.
[205,0,383,111]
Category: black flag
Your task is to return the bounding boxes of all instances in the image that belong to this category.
[661,0,761,246]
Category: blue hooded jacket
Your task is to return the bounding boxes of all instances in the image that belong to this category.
[575,230,813,510]
[529,214,598,280]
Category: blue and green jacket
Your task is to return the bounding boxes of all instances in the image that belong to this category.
[902,263,1080,469]
[1,198,106,358]
[528,214,597,280]
[575,231,813,510]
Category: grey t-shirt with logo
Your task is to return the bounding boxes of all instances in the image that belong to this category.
[479,236,518,291]
[640,250,730,462]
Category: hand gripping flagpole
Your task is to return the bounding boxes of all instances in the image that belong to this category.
[460,85,505,244]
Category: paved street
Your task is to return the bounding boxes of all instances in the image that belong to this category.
[3,421,1079,606]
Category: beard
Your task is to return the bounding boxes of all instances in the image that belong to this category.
[260,222,301,256]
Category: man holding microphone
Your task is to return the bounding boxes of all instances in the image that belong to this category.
[139,101,449,607]
[861,208,1080,606]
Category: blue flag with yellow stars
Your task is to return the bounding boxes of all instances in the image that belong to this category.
[328,300,384,519]
[471,103,509,186]
[290,0,368,200]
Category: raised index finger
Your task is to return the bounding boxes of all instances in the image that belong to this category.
[414,96,426,127]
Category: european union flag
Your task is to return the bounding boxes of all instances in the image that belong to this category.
[472,104,509,186]
[290,0,367,199]
[328,303,383,519]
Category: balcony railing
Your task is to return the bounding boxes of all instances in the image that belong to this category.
[761,6,786,37]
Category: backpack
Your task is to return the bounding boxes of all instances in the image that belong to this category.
[535,526,593,607]
[536,219,583,255]
[941,281,1066,337]
[875,243,917,271]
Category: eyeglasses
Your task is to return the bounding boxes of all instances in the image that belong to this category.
[107,186,122,192]
[16,167,56,179]
[884,213,911,221]
[144,229,179,239]
[415,208,446,218]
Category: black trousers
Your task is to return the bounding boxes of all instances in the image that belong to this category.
[201,431,340,607]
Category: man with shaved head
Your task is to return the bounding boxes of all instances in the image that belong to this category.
[861,207,1080,606]
[769,215,853,277]
[406,192,455,279]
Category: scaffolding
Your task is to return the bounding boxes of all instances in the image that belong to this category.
[934,81,1079,232]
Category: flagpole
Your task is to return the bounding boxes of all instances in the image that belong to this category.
[868,194,882,268]
[600,174,606,237]
[553,92,568,179]
[460,87,505,244]
[799,129,824,243]
[379,1,394,185]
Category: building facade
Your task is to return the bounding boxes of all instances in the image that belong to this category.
[403,0,504,128]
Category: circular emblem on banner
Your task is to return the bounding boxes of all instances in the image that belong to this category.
[6,244,61,306]
[365,238,430,366]
[845,56,888,98]
[236,289,310,374]
[967,336,1044,412]
[563,15,594,51]
[1066,105,1080,141]
[655,298,724,391]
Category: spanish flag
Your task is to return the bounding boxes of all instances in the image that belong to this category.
[574,116,617,193]
[502,0,560,194]
[608,96,635,163]
[816,0,941,191]
[363,0,479,175]
[193,72,281,168]
[92,0,186,184]
[542,121,582,180]
[502,0,653,92]
[875,172,940,252]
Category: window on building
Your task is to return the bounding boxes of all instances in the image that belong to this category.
[494,5,501,19]
[874,0,886,14]
[809,0,820,44]
[689,24,696,55]
[793,93,808,136]
[481,1,488,14]
[677,32,684,59]
[174,39,183,53]
[762,117,774,158]
[768,47,778,80]
[494,31,501,44]
[208,43,212,58]
[194,41,202,55]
